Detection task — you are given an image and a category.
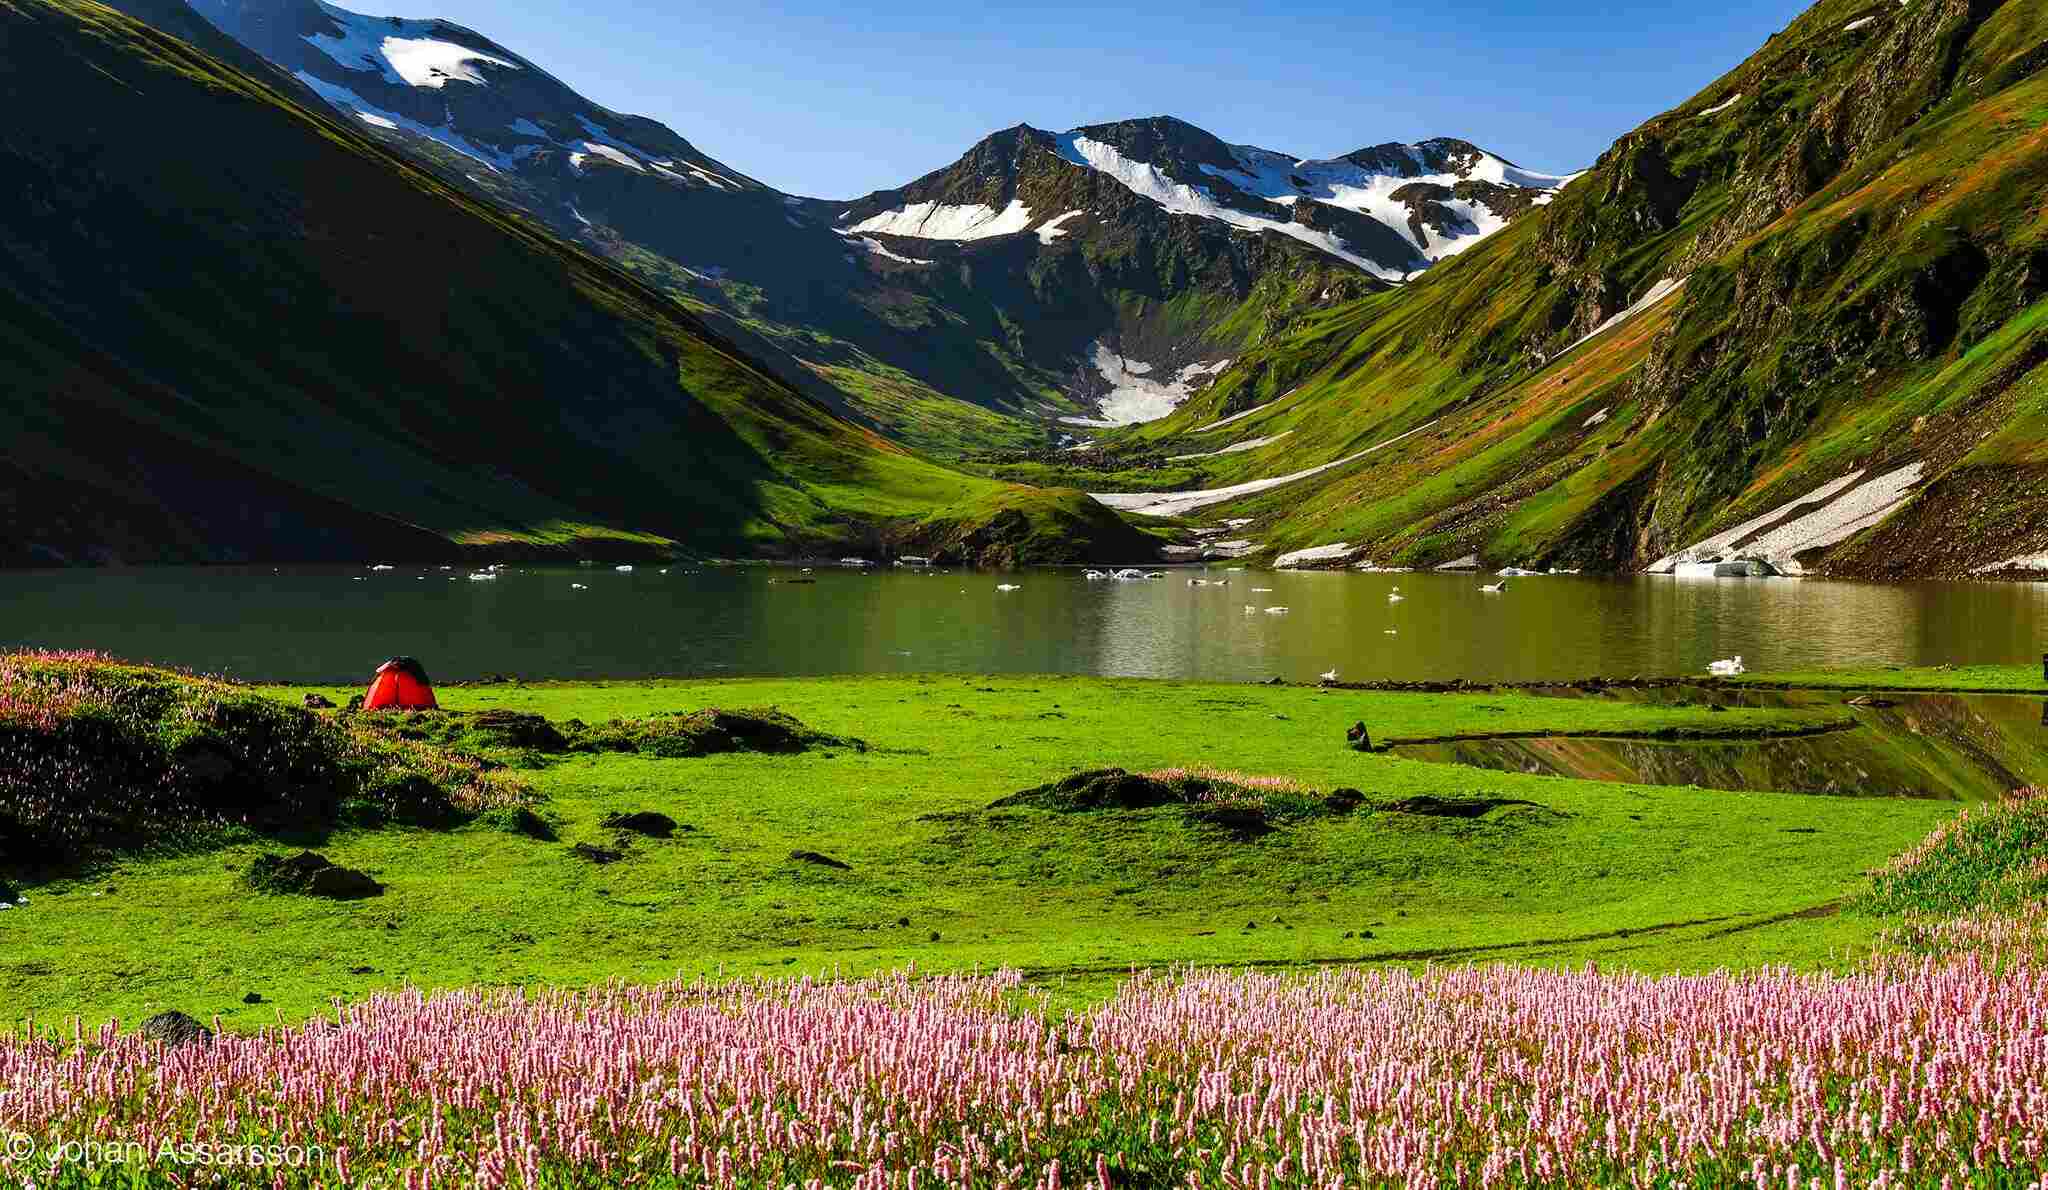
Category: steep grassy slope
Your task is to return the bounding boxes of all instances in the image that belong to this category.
[0,0,1151,566]
[1067,0,2048,577]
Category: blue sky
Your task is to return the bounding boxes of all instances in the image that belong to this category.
[415,0,1809,198]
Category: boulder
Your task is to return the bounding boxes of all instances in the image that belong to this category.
[601,811,679,838]
[1346,721,1373,752]
[303,693,337,709]
[139,1011,212,1048]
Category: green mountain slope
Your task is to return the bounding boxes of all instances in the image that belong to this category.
[1067,0,2048,578]
[0,0,1150,566]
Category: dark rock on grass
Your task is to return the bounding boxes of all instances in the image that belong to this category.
[470,709,568,751]
[242,992,263,1005]
[140,1010,211,1047]
[303,693,336,709]
[1346,721,1373,752]
[1186,804,1276,841]
[570,842,624,865]
[1380,795,1543,819]
[473,805,556,840]
[245,851,382,899]
[601,811,679,838]
[1323,788,1366,814]
[990,768,1183,812]
[789,850,851,871]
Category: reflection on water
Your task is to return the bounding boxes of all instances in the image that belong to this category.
[1394,691,2048,801]
[3,565,2047,684]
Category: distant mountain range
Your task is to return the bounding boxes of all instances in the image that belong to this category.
[13,0,2048,576]
[0,0,1148,566]
[162,0,1569,449]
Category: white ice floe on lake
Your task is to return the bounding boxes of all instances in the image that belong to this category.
[1036,210,1085,243]
[846,199,1033,241]
[1169,431,1292,461]
[1700,93,1743,117]
[1274,542,1353,569]
[1059,346,1233,427]
[1091,420,1438,517]
[1647,463,1926,575]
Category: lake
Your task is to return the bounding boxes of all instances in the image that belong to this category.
[4,569,2048,688]
[4,565,2046,684]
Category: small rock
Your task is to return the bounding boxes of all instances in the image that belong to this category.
[570,843,625,865]
[601,811,679,838]
[302,693,337,709]
[140,1011,212,1048]
[1245,921,1258,930]
[1707,703,1728,713]
[242,992,264,1005]
[927,930,941,942]
[347,965,376,975]
[1360,929,1376,940]
[789,850,851,871]
[897,916,911,927]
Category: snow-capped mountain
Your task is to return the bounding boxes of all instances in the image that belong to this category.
[126,0,1570,441]
[835,117,1576,281]
[182,0,759,192]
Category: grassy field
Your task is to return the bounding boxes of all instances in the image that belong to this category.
[1,671,1959,1031]
[1742,663,2048,693]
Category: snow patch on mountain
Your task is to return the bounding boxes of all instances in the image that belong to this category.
[1197,143,1568,262]
[573,142,644,173]
[1091,421,1438,517]
[846,198,1033,240]
[1060,346,1232,427]
[1169,431,1293,461]
[1036,210,1085,243]
[1054,134,1406,280]
[293,71,518,169]
[305,3,516,89]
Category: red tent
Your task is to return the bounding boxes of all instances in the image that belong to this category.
[363,657,437,711]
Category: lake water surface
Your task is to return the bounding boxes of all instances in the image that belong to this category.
[6,566,2047,684]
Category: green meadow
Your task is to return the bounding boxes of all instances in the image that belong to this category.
[2,668,1978,1030]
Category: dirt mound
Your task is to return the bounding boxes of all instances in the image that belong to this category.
[245,851,383,899]
[602,811,679,838]
[789,850,851,870]
[139,1011,211,1048]
[574,708,866,758]
[469,709,568,751]
[1380,795,1544,818]
[990,769,1185,811]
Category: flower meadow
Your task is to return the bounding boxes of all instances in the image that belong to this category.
[4,954,2048,1189]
